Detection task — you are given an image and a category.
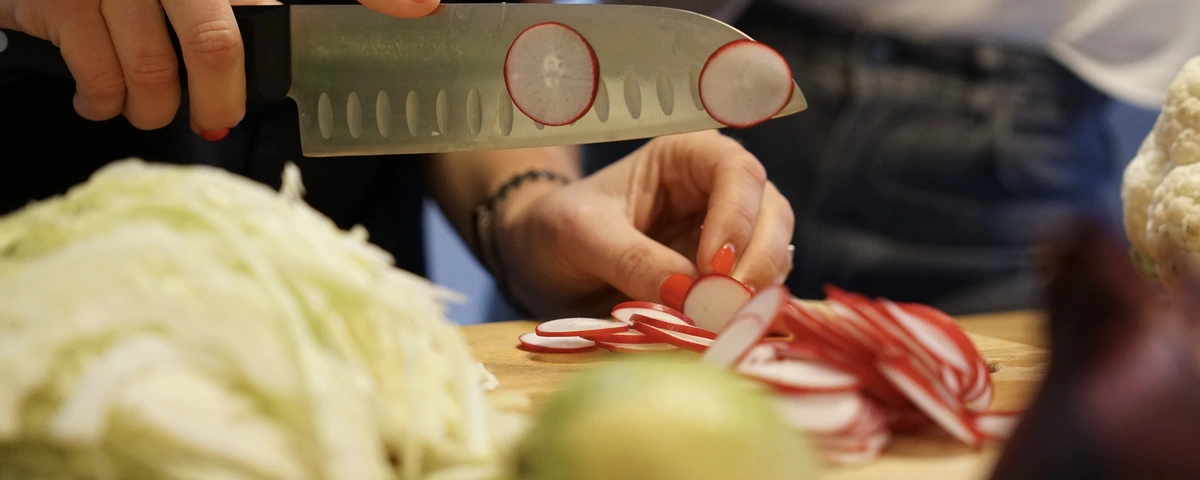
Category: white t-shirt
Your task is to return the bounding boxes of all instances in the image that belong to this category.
[713,0,1200,109]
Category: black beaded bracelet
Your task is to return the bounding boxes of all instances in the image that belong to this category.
[471,170,573,319]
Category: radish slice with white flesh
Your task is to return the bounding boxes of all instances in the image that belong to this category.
[610,301,694,326]
[518,332,597,353]
[698,39,794,128]
[582,330,658,344]
[630,321,714,353]
[535,317,628,337]
[684,274,754,332]
[877,358,981,447]
[504,22,599,126]
[701,285,787,367]
[630,314,718,339]
[973,411,1021,440]
[737,359,860,394]
[819,430,891,466]
[773,391,867,435]
[882,300,975,376]
[594,341,677,353]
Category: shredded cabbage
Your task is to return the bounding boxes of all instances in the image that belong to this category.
[0,159,527,480]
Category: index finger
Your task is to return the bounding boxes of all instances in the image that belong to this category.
[162,0,245,136]
[356,0,441,18]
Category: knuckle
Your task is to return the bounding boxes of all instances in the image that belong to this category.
[734,154,769,186]
[125,52,178,87]
[613,244,656,289]
[77,68,126,99]
[182,19,242,62]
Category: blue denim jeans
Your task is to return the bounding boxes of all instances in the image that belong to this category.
[558,1,1126,317]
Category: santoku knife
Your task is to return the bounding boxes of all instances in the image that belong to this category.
[0,4,807,157]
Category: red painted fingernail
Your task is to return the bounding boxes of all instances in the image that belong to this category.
[709,243,737,275]
[658,273,694,311]
[201,129,230,142]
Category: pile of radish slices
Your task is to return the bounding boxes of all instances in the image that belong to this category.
[519,277,1021,465]
[504,22,795,129]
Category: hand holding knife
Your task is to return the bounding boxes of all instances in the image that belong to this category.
[0,2,806,156]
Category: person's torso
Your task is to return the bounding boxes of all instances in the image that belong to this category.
[769,0,1200,108]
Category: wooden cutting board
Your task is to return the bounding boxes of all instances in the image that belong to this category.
[462,312,1049,479]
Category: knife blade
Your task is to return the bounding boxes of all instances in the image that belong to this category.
[0,4,806,157]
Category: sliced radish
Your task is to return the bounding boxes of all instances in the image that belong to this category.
[503,22,599,126]
[684,274,754,332]
[630,314,718,339]
[535,317,628,338]
[819,430,890,466]
[880,300,973,375]
[701,285,787,367]
[773,391,867,435]
[738,358,860,394]
[708,243,737,275]
[877,358,981,447]
[630,322,714,353]
[698,39,794,129]
[973,411,1021,440]
[518,332,596,354]
[611,301,694,326]
[658,273,694,312]
[582,330,658,344]
[594,341,678,354]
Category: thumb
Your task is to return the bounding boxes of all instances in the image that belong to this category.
[579,219,699,305]
[357,0,441,18]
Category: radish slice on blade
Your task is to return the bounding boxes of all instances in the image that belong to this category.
[701,285,787,366]
[684,274,754,332]
[611,301,694,326]
[631,322,714,353]
[504,22,599,126]
[630,314,718,339]
[535,317,628,337]
[518,332,597,354]
[699,39,794,128]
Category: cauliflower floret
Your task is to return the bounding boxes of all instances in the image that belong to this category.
[1122,56,1200,285]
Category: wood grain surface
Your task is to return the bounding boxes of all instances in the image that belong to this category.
[463,311,1049,479]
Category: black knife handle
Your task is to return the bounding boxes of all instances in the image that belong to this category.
[0,5,291,104]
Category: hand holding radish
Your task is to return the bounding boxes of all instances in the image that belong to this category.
[0,0,439,139]
[494,130,795,319]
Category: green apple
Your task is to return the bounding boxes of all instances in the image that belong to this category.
[514,358,820,480]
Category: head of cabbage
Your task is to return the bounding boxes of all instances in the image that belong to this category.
[0,160,525,480]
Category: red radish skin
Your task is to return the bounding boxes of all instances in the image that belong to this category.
[630,322,714,353]
[698,39,794,128]
[535,317,629,338]
[709,243,737,275]
[877,358,981,447]
[737,358,861,394]
[701,285,788,367]
[503,22,599,126]
[581,330,658,344]
[683,274,754,332]
[594,341,678,353]
[610,301,694,326]
[630,314,718,339]
[658,273,694,311]
[773,392,868,435]
[518,332,597,354]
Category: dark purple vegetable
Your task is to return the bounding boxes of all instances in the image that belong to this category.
[989,218,1200,480]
